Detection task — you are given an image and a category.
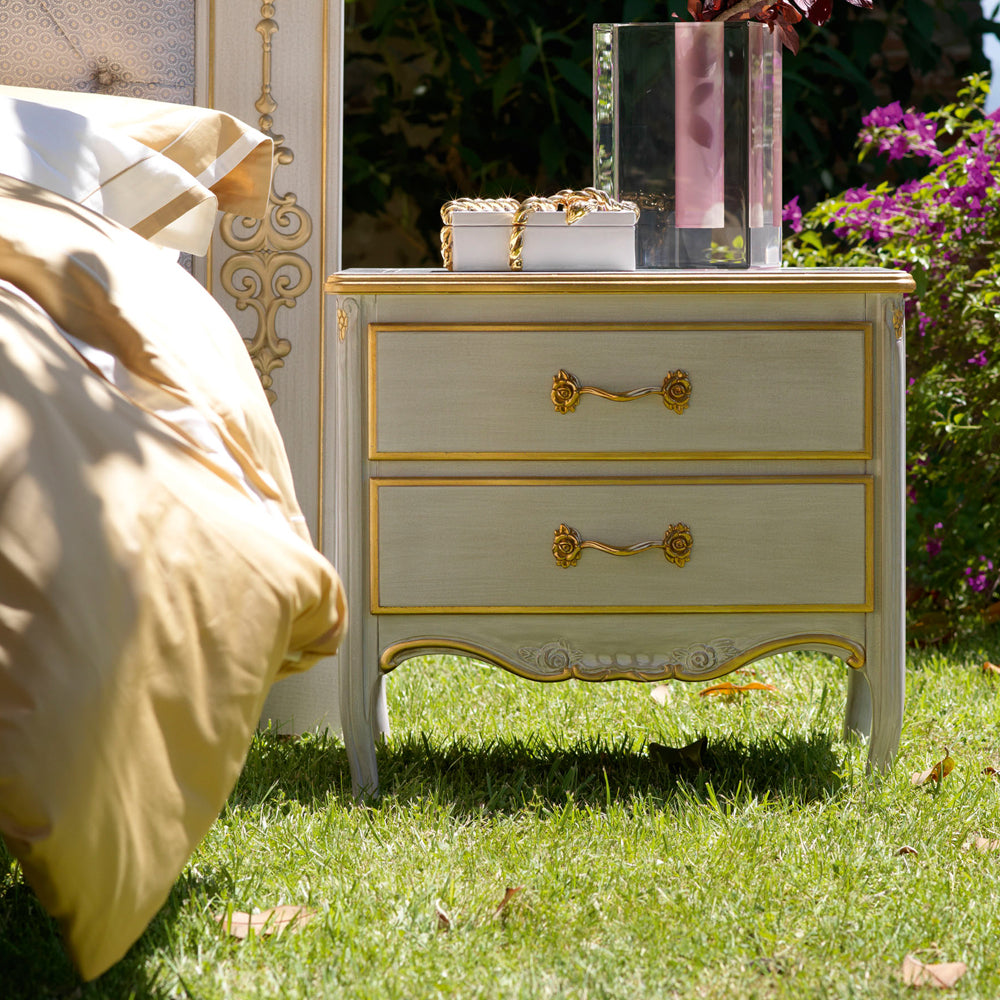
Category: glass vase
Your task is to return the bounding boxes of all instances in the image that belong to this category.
[594,21,782,269]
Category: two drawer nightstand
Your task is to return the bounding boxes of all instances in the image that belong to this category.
[325,268,913,797]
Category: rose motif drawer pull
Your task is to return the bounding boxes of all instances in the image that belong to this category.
[552,523,693,568]
[551,369,691,414]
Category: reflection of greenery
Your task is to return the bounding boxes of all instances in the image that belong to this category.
[706,235,746,265]
[343,0,993,266]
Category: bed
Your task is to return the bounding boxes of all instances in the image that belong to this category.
[0,87,346,980]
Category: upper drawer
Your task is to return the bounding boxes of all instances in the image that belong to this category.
[368,323,872,460]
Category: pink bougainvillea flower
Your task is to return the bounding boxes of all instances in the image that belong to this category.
[782,195,803,233]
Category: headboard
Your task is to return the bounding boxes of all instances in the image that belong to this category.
[0,0,346,736]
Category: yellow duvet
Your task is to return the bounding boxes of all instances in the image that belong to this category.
[0,176,346,980]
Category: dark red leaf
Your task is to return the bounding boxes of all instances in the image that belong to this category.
[790,0,832,23]
[775,18,800,53]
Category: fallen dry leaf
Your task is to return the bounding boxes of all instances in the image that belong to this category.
[982,661,1000,676]
[650,684,670,706]
[899,954,967,988]
[985,766,999,777]
[215,905,314,939]
[698,681,777,699]
[435,901,452,931]
[968,835,1000,853]
[911,752,955,787]
[896,845,919,856]
[493,886,523,918]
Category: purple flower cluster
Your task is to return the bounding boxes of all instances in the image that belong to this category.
[782,194,803,233]
[793,102,1000,251]
[860,103,942,164]
[965,558,995,593]
[926,522,944,558]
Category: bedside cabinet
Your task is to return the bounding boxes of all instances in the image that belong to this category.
[324,268,913,797]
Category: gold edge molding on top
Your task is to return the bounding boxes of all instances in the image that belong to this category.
[325,270,916,296]
[366,320,874,461]
[368,476,875,615]
[377,635,867,677]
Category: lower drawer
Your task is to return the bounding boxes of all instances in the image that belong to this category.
[371,477,873,613]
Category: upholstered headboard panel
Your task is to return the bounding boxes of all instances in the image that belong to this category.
[0,1,196,103]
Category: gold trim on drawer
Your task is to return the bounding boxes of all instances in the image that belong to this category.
[377,634,866,679]
[369,476,875,615]
[368,322,874,461]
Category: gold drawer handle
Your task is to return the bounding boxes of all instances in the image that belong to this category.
[553,523,693,568]
[551,369,691,415]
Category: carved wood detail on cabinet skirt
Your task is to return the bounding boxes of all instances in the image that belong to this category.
[379,633,866,681]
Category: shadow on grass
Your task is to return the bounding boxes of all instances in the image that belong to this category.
[229,727,846,812]
[374,731,845,812]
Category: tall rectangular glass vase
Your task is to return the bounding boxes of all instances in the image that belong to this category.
[594,21,782,269]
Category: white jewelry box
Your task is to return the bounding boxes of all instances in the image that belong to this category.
[448,207,637,271]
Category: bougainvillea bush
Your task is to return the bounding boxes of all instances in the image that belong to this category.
[784,75,1000,640]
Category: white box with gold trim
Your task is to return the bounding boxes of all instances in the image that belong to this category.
[448,208,637,271]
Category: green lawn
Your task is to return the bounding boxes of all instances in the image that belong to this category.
[5,644,1000,998]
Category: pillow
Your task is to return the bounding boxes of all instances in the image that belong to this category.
[0,86,273,254]
[0,86,274,216]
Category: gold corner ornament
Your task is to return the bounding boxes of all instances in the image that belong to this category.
[218,1,313,403]
[551,368,691,414]
[890,298,905,340]
[552,522,693,568]
[439,188,638,271]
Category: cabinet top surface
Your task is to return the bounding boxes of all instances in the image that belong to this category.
[325,267,916,296]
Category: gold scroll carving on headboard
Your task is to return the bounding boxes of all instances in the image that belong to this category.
[218,1,313,403]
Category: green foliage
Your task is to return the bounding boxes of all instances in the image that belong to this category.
[343,0,993,265]
[784,75,1000,638]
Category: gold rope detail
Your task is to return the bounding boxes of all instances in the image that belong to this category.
[439,197,519,271]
